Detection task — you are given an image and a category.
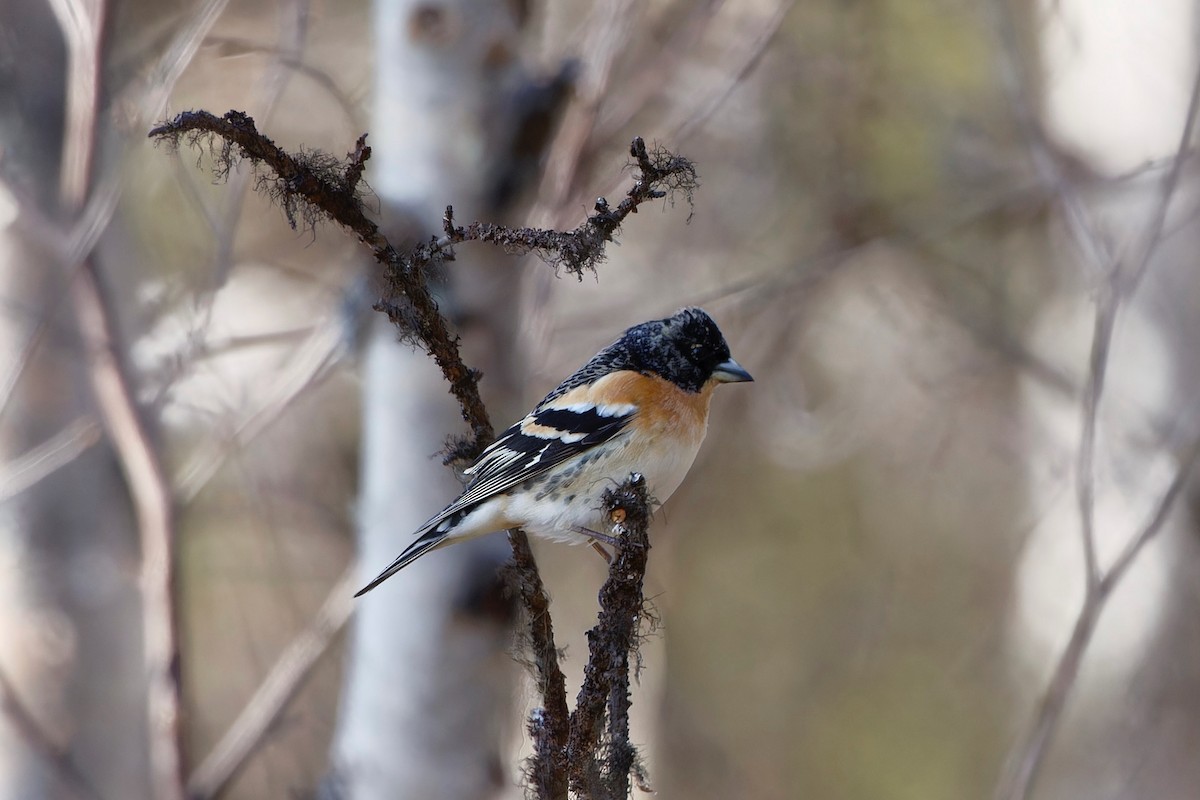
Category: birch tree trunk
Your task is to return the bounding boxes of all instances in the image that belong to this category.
[327,1,534,797]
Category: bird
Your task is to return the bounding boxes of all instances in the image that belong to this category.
[354,307,752,597]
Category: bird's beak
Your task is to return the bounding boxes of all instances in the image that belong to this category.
[712,358,753,383]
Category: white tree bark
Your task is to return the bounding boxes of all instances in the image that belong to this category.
[328,1,532,797]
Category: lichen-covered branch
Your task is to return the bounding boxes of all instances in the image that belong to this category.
[150,111,686,799]
[566,475,654,798]
[148,111,696,457]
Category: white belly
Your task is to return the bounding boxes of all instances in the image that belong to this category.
[503,428,704,544]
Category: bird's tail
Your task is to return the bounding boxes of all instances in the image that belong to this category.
[353,531,446,597]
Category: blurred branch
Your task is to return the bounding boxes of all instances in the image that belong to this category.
[45,0,103,205]
[48,0,192,797]
[0,0,230,428]
[996,434,1200,800]
[0,417,101,503]
[991,4,1200,795]
[986,0,1112,280]
[72,263,185,800]
[0,666,108,800]
[186,566,357,800]
[151,110,695,796]
[669,0,793,143]
[592,0,728,142]
[1103,438,1200,593]
[1122,63,1200,291]
[203,35,359,123]
[174,323,343,503]
[532,0,638,218]
[204,0,311,298]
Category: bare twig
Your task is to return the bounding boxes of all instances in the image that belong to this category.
[986,0,1112,280]
[996,595,1104,800]
[997,433,1200,800]
[205,0,311,297]
[174,323,344,503]
[149,113,697,451]
[72,263,185,800]
[670,0,794,144]
[1121,61,1200,292]
[186,567,357,800]
[202,36,360,123]
[0,417,101,503]
[1102,438,1200,594]
[508,533,571,800]
[1074,287,1113,593]
[592,0,730,141]
[46,0,192,796]
[990,5,1200,797]
[0,666,109,800]
[533,0,638,218]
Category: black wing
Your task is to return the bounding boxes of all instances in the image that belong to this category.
[425,401,636,529]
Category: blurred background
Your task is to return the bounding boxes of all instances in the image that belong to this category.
[1,0,1199,798]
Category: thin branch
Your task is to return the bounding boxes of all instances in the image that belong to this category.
[592,0,730,141]
[205,0,311,297]
[1121,61,1200,293]
[0,417,101,503]
[994,597,1103,800]
[47,0,194,796]
[1101,437,1200,594]
[1074,288,1113,593]
[986,0,1112,280]
[0,665,109,800]
[670,0,794,144]
[995,432,1200,800]
[532,0,639,218]
[989,6,1200,798]
[174,323,343,503]
[71,263,184,800]
[508,531,570,800]
[202,36,360,123]
[186,567,356,800]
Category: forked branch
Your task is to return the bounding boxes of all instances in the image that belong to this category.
[151,110,693,798]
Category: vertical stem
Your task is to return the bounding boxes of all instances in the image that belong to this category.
[509,530,570,800]
[72,266,184,800]
[994,599,1102,800]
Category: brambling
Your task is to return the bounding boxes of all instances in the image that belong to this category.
[355,307,752,596]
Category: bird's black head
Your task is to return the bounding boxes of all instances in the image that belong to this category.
[620,307,753,392]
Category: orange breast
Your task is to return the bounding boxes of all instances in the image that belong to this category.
[548,370,715,447]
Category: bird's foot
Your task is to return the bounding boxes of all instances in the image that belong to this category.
[573,525,622,548]
[589,540,613,564]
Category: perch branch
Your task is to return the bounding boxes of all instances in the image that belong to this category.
[566,475,653,798]
[151,111,695,797]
